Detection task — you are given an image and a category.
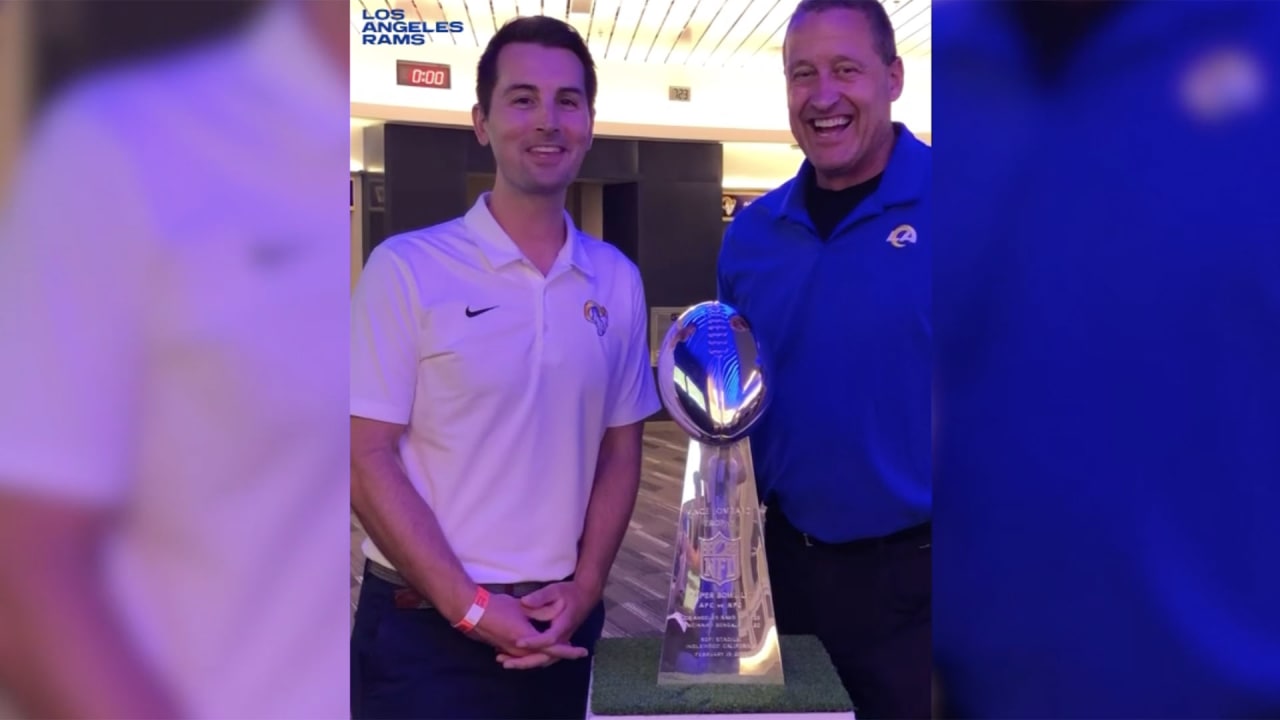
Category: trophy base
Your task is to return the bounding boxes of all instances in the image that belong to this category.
[656,671,781,686]
[588,636,854,719]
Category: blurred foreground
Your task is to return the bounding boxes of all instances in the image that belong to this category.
[0,2,351,717]
[932,2,1280,717]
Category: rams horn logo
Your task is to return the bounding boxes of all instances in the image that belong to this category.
[584,301,609,337]
[887,224,918,248]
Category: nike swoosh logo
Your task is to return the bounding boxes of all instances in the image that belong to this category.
[465,305,498,318]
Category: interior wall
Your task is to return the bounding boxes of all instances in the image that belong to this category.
[465,173,491,207]
[365,124,720,303]
[350,40,931,141]
[353,127,932,195]
[462,176,601,238]
[580,183,604,238]
[350,174,364,291]
[0,1,29,200]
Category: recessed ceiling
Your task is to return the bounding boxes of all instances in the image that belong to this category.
[353,0,930,67]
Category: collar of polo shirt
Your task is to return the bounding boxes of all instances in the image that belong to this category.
[778,123,929,230]
[463,192,596,278]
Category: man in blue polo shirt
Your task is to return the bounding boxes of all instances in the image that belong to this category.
[932,2,1280,717]
[717,1,930,717]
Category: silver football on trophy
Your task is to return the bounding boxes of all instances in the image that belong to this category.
[656,301,769,445]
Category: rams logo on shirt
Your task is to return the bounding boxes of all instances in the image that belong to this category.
[584,301,609,336]
[887,224,918,248]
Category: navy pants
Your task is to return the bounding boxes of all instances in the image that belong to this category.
[765,507,933,720]
[351,562,606,720]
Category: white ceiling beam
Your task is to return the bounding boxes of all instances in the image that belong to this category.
[491,0,521,31]
[696,0,771,67]
[665,0,722,65]
[730,0,794,68]
[515,0,544,19]
[640,0,698,64]
[685,0,750,66]
[435,0,471,45]
[605,0,648,62]
[624,0,673,64]
[586,0,621,60]
[544,0,571,20]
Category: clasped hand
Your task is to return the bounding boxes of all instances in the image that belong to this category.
[469,581,596,670]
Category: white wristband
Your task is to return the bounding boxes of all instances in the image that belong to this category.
[452,587,490,632]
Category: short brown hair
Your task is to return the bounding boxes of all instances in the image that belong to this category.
[788,0,898,65]
[475,16,597,117]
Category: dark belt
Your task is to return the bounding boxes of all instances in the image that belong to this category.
[767,507,931,550]
[365,560,560,610]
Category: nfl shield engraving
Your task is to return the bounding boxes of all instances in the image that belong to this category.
[655,301,784,685]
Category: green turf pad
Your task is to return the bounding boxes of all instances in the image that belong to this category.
[590,635,853,716]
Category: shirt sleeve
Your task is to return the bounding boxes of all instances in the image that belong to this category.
[0,92,151,507]
[607,263,662,427]
[350,243,421,425]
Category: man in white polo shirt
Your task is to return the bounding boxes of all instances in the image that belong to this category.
[349,15,660,720]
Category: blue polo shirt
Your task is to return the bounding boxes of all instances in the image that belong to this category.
[932,2,1280,717]
[716,124,930,543]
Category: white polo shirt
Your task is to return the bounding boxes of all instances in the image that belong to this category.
[351,192,661,584]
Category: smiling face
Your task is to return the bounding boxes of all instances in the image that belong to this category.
[784,7,903,190]
[473,42,594,198]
